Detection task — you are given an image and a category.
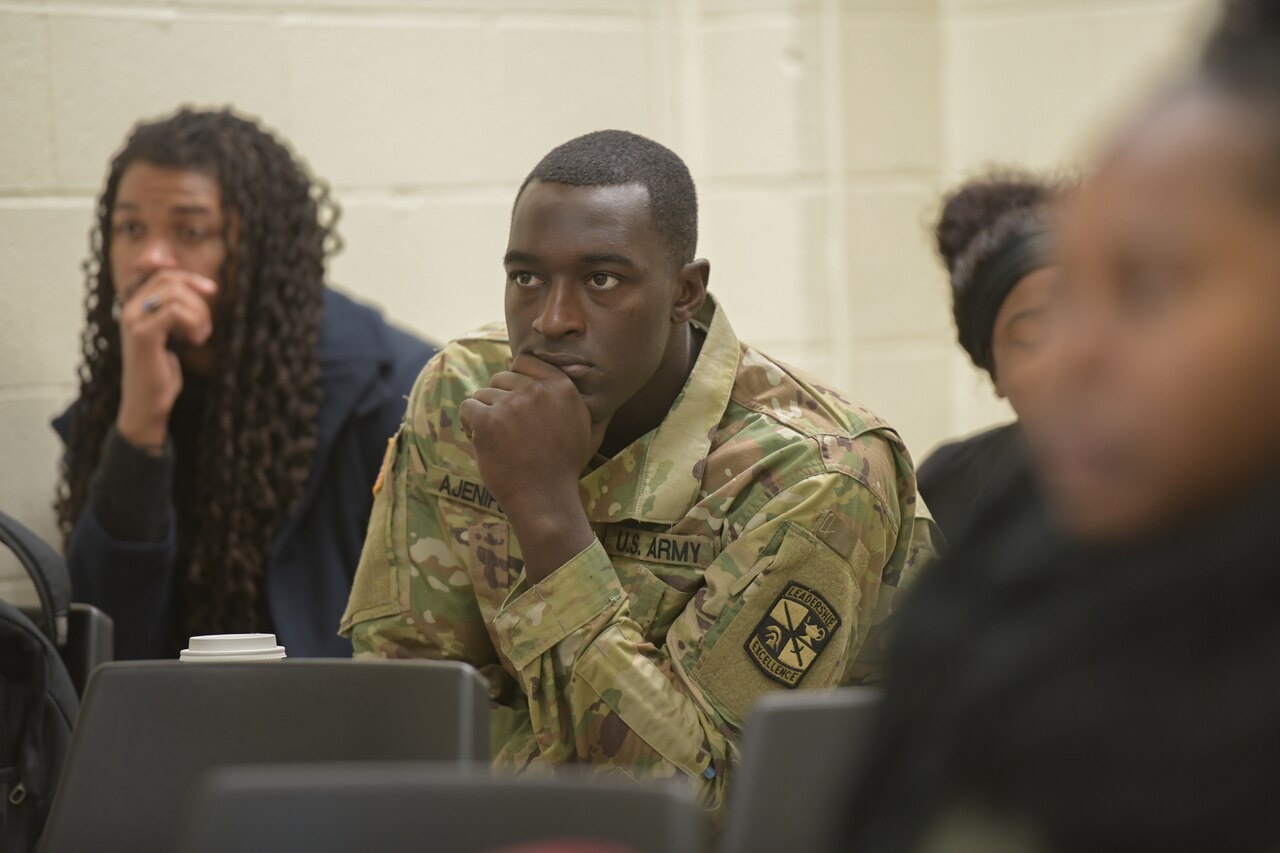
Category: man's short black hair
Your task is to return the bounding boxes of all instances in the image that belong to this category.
[516,130,698,266]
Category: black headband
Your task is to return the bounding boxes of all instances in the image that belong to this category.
[957,226,1055,375]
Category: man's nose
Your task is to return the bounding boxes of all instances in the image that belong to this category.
[532,281,586,339]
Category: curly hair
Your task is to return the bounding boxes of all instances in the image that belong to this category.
[56,108,339,638]
[934,170,1060,375]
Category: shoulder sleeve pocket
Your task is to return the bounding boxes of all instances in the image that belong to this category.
[687,521,859,728]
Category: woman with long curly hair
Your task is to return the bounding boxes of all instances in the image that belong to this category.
[54,108,436,660]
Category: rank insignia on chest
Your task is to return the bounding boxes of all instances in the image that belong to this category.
[745,582,842,688]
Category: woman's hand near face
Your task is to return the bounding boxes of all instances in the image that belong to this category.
[116,271,218,449]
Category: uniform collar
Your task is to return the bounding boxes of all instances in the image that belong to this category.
[580,295,740,525]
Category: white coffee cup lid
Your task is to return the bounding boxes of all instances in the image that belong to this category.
[180,633,287,661]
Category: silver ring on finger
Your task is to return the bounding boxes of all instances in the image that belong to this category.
[142,294,163,314]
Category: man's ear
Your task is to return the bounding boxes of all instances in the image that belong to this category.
[672,259,710,323]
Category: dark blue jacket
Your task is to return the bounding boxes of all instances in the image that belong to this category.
[53,288,436,660]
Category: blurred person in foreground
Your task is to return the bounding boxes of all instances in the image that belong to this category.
[342,130,939,808]
[841,1,1280,850]
[916,172,1062,544]
[55,108,436,660]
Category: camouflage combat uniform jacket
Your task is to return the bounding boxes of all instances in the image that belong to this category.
[341,296,936,807]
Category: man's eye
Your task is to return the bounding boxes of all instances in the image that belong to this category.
[587,273,621,290]
[510,272,544,288]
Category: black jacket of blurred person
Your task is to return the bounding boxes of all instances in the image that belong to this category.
[841,456,1280,853]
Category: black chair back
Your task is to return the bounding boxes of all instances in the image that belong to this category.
[3,508,115,696]
[38,659,489,853]
[181,762,706,853]
[722,687,880,853]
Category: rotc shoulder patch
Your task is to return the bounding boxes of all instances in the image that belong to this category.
[745,582,842,688]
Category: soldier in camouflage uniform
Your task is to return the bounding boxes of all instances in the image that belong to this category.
[342,130,937,807]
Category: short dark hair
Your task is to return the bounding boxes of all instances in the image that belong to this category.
[1202,0,1280,88]
[516,130,698,266]
[844,460,1280,853]
[1201,0,1280,203]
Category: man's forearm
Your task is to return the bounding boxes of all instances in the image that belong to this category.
[503,484,596,584]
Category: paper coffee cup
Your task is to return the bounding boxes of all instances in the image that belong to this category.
[180,633,287,662]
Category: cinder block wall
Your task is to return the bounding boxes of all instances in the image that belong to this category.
[0,0,1208,602]
[940,0,1212,432]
